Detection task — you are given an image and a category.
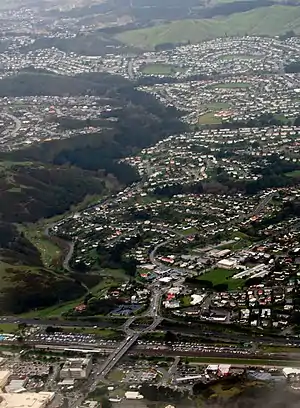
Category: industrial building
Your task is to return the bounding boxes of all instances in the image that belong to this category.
[60,357,92,380]
[0,391,55,408]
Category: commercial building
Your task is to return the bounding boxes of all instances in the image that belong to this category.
[5,378,27,393]
[283,367,300,378]
[218,364,231,376]
[124,391,144,399]
[216,259,237,269]
[60,357,92,380]
[0,392,55,408]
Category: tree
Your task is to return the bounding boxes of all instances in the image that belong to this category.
[165,330,177,344]
[100,396,112,408]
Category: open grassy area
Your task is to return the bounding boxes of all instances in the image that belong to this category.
[0,323,19,333]
[19,274,125,318]
[259,345,300,353]
[21,224,61,268]
[141,63,185,75]
[178,227,198,236]
[20,194,105,269]
[116,6,300,49]
[19,298,82,318]
[197,267,244,290]
[107,369,125,383]
[285,170,300,178]
[198,112,222,125]
[180,295,192,307]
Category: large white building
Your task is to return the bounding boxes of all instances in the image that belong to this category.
[216,258,237,269]
[60,357,92,380]
[0,392,55,408]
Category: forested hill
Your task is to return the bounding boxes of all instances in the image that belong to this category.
[0,70,185,314]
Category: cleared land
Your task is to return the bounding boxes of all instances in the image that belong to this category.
[197,267,244,290]
[198,112,222,125]
[116,6,300,49]
[0,323,19,333]
[141,63,185,75]
[22,225,61,269]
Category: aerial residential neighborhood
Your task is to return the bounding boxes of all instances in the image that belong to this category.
[2,0,300,407]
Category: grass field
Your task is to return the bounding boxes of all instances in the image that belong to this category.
[115,6,300,49]
[198,112,222,125]
[141,63,185,75]
[285,170,300,178]
[197,267,244,290]
[22,225,61,268]
[178,227,198,235]
[0,323,19,333]
[259,345,300,353]
[107,369,125,383]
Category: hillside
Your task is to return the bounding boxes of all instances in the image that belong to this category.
[0,72,185,182]
[0,161,112,223]
[0,162,111,314]
[115,5,300,49]
[0,70,185,314]
[0,262,87,314]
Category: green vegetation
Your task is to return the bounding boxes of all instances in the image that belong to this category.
[198,112,222,125]
[116,6,300,49]
[178,227,198,235]
[21,225,61,269]
[0,70,184,315]
[20,275,124,318]
[141,63,185,75]
[180,295,192,307]
[0,161,109,224]
[285,170,300,178]
[259,345,300,353]
[0,262,86,315]
[107,369,125,382]
[20,299,84,318]
[197,267,244,290]
[0,323,19,333]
